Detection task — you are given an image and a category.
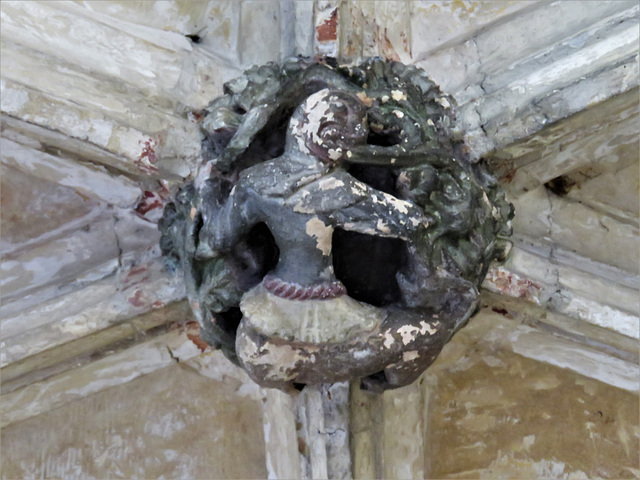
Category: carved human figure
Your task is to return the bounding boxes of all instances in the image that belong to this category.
[199,89,473,390]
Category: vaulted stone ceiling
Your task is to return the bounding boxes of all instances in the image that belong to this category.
[1,2,638,478]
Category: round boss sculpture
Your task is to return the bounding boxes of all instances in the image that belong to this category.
[159,58,513,392]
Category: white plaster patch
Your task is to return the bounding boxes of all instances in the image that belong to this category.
[353,350,372,360]
[397,325,420,345]
[435,97,451,108]
[402,350,420,362]
[0,80,29,113]
[350,180,368,195]
[239,335,261,360]
[382,192,412,214]
[356,91,373,106]
[391,90,407,101]
[244,340,301,382]
[419,321,437,335]
[88,118,113,147]
[376,219,391,234]
[327,148,343,160]
[305,217,333,256]
[291,88,334,155]
[299,173,322,184]
[565,296,639,338]
[317,177,345,191]
[383,331,395,349]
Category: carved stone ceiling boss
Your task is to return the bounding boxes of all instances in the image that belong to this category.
[159,58,513,392]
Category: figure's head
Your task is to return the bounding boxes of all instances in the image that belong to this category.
[287,88,368,165]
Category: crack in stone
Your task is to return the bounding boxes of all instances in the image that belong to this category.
[166,345,180,363]
[471,37,490,140]
[544,186,563,308]
[112,210,124,268]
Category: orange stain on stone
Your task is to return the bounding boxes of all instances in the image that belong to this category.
[317,9,338,42]
[380,28,401,61]
[185,321,209,352]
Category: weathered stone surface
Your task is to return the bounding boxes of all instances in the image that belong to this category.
[72,0,213,38]
[1,362,267,479]
[295,382,351,479]
[410,1,536,61]
[0,165,98,251]
[423,311,639,479]
[0,2,184,98]
[484,244,640,340]
[239,1,285,66]
[350,382,384,479]
[262,388,302,479]
[416,1,639,158]
[351,308,639,479]
[566,162,639,224]
[1,137,141,207]
[0,213,119,302]
[1,257,185,367]
[1,302,193,395]
[490,87,639,198]
[381,379,426,479]
[336,1,413,64]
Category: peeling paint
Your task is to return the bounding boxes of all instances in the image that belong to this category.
[305,217,333,256]
[397,325,420,345]
[402,350,420,362]
[383,331,395,349]
[391,90,407,102]
[317,177,345,191]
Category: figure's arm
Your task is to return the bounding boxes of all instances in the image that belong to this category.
[326,176,428,240]
[198,180,261,254]
[285,170,427,239]
[343,145,449,168]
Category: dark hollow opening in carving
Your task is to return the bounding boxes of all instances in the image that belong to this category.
[336,164,407,307]
[544,175,577,196]
[332,229,406,307]
[367,128,403,147]
[347,164,398,195]
[361,370,387,390]
[235,114,291,172]
[185,33,202,44]
[230,222,280,290]
[215,307,243,335]
[232,105,247,115]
